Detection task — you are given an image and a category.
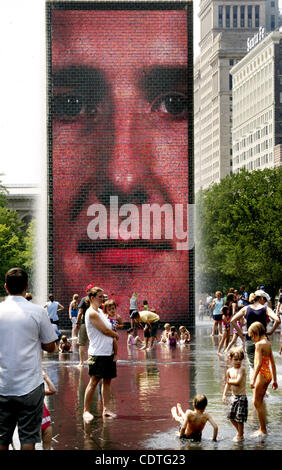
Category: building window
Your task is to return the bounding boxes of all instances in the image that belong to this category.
[255,6,259,27]
[233,6,238,27]
[229,74,233,90]
[271,15,275,30]
[248,6,252,28]
[218,6,223,28]
[226,6,230,28]
[240,6,245,27]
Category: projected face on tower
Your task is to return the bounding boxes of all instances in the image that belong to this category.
[51,9,190,320]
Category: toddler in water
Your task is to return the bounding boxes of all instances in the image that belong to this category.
[168,326,179,346]
[104,300,123,361]
[217,306,232,355]
[127,328,144,346]
[222,347,248,442]
[42,370,56,450]
[171,395,218,441]
[160,323,171,343]
[248,322,278,437]
[179,326,191,344]
[59,335,72,352]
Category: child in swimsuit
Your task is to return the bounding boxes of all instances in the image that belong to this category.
[127,327,144,347]
[222,347,248,442]
[42,370,56,450]
[171,394,218,442]
[168,326,179,346]
[104,300,123,361]
[248,321,278,437]
[226,315,246,353]
[179,325,191,344]
[160,323,171,343]
[217,306,232,355]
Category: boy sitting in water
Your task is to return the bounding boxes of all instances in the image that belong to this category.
[222,347,248,442]
[59,335,72,352]
[171,394,218,442]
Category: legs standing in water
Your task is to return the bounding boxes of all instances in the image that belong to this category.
[252,374,271,436]
[83,376,116,422]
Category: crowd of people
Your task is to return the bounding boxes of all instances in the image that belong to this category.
[187,284,282,442]
[0,267,281,449]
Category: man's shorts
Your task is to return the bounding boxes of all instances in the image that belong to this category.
[88,355,117,380]
[78,323,88,346]
[227,395,248,423]
[246,340,255,368]
[0,383,44,446]
[144,322,159,338]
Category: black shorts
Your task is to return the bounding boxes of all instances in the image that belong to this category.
[0,383,44,446]
[88,355,117,380]
[212,314,222,322]
[144,322,158,338]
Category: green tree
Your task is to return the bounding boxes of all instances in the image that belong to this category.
[196,168,282,299]
[0,178,35,296]
[0,206,26,295]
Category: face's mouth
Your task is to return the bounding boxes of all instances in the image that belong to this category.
[77,237,173,254]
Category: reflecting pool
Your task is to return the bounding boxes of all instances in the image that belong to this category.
[39,321,282,451]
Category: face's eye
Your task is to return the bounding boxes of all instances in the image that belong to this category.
[151,92,188,118]
[52,94,100,121]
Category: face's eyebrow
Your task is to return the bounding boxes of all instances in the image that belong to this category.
[52,65,107,95]
[139,66,187,101]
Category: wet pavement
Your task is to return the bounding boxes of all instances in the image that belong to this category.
[39,319,282,452]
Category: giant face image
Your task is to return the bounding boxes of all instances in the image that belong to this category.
[51,9,191,322]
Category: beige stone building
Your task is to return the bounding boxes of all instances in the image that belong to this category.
[231,30,282,172]
[194,0,279,192]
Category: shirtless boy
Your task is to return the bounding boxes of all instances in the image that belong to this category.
[171,394,218,441]
[222,347,248,442]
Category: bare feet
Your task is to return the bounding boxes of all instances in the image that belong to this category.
[251,430,267,438]
[171,406,178,420]
[176,403,183,415]
[83,411,94,423]
[103,409,117,418]
[233,435,244,442]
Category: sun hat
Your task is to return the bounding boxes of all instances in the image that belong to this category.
[254,290,270,301]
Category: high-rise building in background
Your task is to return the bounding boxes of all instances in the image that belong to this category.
[231,29,282,172]
[194,0,279,192]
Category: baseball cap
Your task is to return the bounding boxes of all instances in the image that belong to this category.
[255,290,270,301]
[86,284,95,292]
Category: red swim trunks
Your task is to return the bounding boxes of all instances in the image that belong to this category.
[41,403,52,431]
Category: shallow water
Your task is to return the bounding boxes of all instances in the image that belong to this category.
[41,321,282,451]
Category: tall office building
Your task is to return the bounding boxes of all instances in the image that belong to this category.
[231,30,282,172]
[194,0,279,192]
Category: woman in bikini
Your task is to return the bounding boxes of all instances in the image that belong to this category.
[248,322,278,437]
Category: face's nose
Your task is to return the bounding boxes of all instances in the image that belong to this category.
[103,81,151,198]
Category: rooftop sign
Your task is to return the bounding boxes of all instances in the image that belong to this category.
[247,26,265,52]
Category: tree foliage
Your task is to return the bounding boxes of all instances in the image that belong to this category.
[0,180,35,296]
[196,168,282,299]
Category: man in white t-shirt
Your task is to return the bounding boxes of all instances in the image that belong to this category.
[0,267,58,451]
